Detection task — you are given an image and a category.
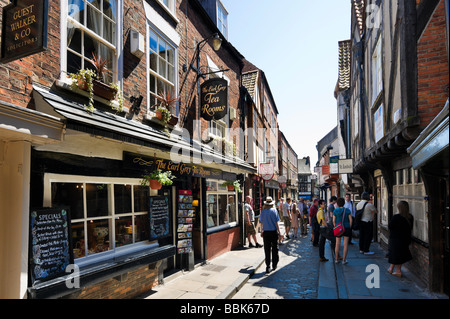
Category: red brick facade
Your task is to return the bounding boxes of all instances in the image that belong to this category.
[417,0,449,130]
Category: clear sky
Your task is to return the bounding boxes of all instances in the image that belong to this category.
[221,0,351,168]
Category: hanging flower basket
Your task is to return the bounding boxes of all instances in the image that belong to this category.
[141,169,175,189]
[149,179,162,190]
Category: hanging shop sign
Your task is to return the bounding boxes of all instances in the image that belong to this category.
[200,78,228,121]
[1,0,48,63]
[260,162,274,181]
[338,158,353,174]
[29,207,73,285]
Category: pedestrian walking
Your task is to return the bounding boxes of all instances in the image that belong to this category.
[356,192,377,255]
[259,196,281,274]
[291,203,299,238]
[388,201,414,277]
[309,198,320,246]
[333,197,353,264]
[317,200,330,262]
[282,198,292,239]
[298,198,308,237]
[244,196,263,248]
[344,193,356,245]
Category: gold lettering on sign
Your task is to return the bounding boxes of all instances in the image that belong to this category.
[7,4,37,53]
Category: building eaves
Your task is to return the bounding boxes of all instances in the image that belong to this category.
[352,0,366,38]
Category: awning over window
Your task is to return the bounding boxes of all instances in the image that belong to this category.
[32,84,255,175]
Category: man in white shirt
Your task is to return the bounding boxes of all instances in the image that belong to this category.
[282,198,292,239]
[244,196,262,248]
[356,192,377,255]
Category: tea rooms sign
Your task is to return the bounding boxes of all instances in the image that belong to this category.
[200,78,228,121]
[1,0,48,63]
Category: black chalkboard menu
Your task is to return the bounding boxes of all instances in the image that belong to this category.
[149,196,171,240]
[29,208,73,285]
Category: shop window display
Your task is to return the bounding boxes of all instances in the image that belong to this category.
[206,180,238,229]
[50,180,151,260]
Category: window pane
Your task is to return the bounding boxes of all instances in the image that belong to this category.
[218,194,227,225]
[150,52,157,72]
[88,219,111,254]
[114,184,131,214]
[159,59,166,78]
[67,51,82,74]
[88,0,100,10]
[227,195,236,223]
[103,0,117,20]
[84,34,99,62]
[51,183,84,220]
[134,214,150,243]
[134,185,149,212]
[159,40,166,60]
[149,31,157,52]
[168,64,174,83]
[68,0,85,24]
[86,184,109,217]
[166,46,174,65]
[87,5,102,35]
[68,24,82,53]
[207,195,217,227]
[150,74,156,94]
[115,216,133,247]
[72,222,86,258]
[103,18,116,45]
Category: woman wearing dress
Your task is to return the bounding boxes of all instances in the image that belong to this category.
[388,201,414,277]
[290,203,300,238]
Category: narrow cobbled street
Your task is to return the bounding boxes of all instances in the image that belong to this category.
[234,232,320,299]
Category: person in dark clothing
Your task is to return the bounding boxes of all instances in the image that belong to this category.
[388,201,414,277]
[309,199,320,246]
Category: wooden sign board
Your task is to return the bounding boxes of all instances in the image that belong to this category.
[1,0,48,63]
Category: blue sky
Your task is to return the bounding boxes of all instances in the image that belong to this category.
[221,0,351,168]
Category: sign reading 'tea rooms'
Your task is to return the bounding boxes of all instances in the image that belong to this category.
[1,0,48,63]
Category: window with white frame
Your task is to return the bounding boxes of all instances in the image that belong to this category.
[217,1,228,39]
[45,175,152,260]
[371,37,383,106]
[65,0,120,84]
[159,0,175,13]
[148,27,176,112]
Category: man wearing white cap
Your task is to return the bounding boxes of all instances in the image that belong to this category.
[259,196,281,273]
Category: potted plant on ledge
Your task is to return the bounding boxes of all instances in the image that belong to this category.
[221,180,242,193]
[153,91,179,127]
[141,169,175,190]
[69,53,124,113]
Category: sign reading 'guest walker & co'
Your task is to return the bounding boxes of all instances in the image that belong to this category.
[200,78,228,121]
[1,0,48,63]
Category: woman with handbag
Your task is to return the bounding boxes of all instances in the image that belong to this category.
[333,197,353,264]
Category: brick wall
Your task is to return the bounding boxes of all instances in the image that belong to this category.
[64,264,159,299]
[207,227,240,260]
[176,0,242,148]
[407,241,430,287]
[417,0,449,130]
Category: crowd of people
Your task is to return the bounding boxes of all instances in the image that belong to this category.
[245,193,414,276]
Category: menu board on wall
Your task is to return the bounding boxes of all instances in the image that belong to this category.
[29,208,73,285]
[177,190,195,254]
[149,196,171,240]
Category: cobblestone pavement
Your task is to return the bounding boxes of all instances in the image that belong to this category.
[233,231,320,299]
